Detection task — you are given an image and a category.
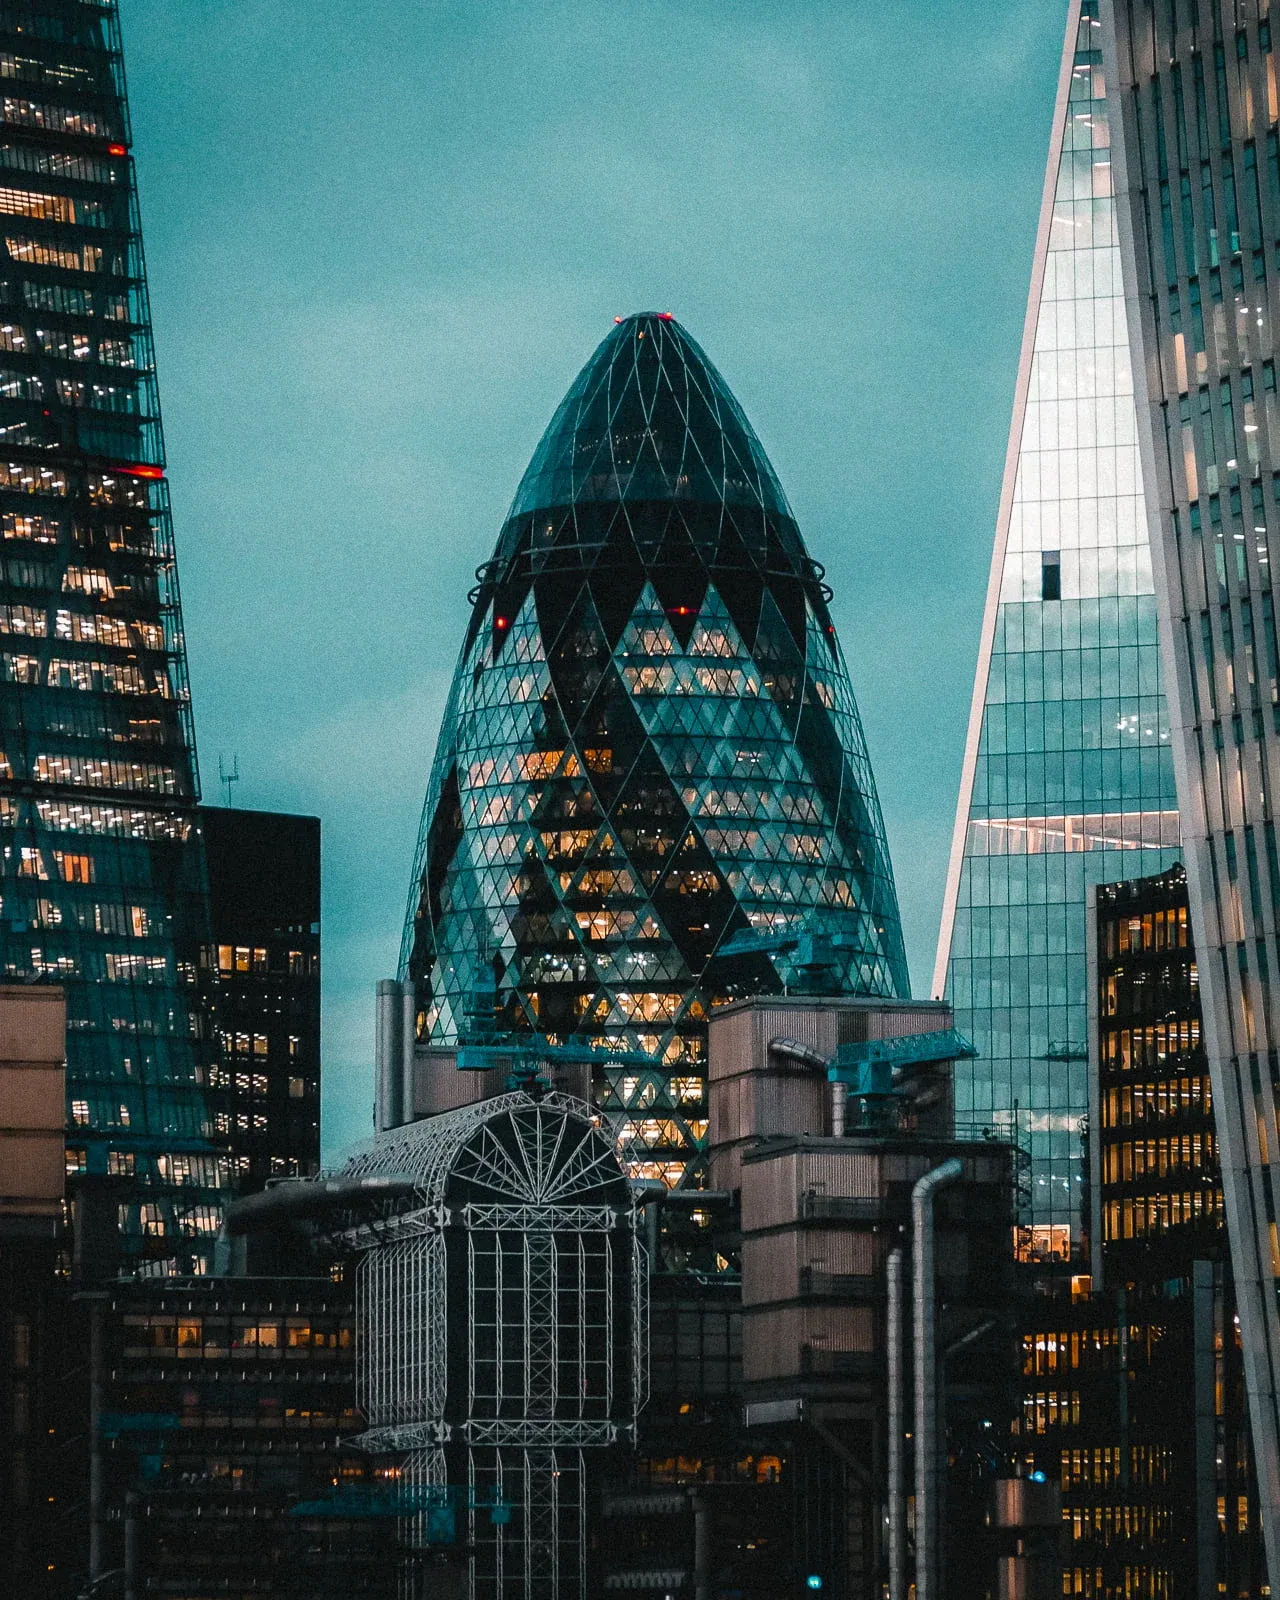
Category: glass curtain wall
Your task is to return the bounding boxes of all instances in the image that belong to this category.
[1103,0,1280,1570]
[403,313,908,1187]
[934,0,1180,1250]
[0,1,220,1271]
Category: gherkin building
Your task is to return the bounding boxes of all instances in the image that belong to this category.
[403,312,907,1185]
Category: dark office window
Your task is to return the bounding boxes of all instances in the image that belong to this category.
[1042,551,1062,601]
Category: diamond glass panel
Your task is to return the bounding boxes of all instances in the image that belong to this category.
[403,313,908,1180]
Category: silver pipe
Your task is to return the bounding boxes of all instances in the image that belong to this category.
[942,1319,996,1364]
[630,1178,666,1269]
[912,1157,964,1600]
[830,1079,847,1137]
[212,1224,231,1276]
[887,1246,906,1600]
[400,981,417,1123]
[766,1037,844,1135]
[223,1175,417,1235]
[374,978,403,1131]
[768,1037,829,1071]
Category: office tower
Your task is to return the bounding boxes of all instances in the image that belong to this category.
[1022,864,1262,1599]
[403,312,907,1185]
[200,805,322,1189]
[1102,0,1280,1570]
[1061,864,1263,1597]
[0,0,219,1269]
[935,0,1180,1251]
[90,1270,397,1600]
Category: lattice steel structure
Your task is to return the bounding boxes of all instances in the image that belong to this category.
[0,0,219,1268]
[402,311,907,1187]
[337,1091,645,1600]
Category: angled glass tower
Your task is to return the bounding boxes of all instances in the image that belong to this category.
[934,0,1180,1247]
[0,2,219,1270]
[403,312,908,1185]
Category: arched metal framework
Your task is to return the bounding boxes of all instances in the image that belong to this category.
[335,1091,646,1599]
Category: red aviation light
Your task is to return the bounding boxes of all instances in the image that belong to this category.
[657,311,674,320]
[494,615,510,630]
[107,143,128,156]
[613,317,625,324]
[669,605,693,617]
[113,462,164,481]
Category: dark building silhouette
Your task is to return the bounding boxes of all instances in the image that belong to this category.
[200,805,321,1189]
[0,12,354,1599]
[400,312,908,1187]
[598,995,1023,1600]
[0,986,67,1600]
[65,796,344,1600]
[0,0,220,1272]
[89,1268,396,1600]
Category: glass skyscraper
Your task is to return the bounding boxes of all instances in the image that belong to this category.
[935,0,1180,1247]
[1104,0,1280,1571]
[403,311,907,1186]
[0,1,219,1270]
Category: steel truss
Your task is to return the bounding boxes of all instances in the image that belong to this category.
[466,1446,586,1600]
[334,1091,644,1599]
[462,1420,620,1448]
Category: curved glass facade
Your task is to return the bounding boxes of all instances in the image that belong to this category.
[403,312,907,1185]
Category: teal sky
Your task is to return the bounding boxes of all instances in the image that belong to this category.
[119,0,1067,1157]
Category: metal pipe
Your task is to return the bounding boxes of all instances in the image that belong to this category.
[222,1174,417,1235]
[767,1037,846,1135]
[375,978,403,1131]
[212,1224,231,1276]
[400,981,417,1123]
[691,1489,710,1600]
[887,1246,906,1600]
[768,1038,829,1071]
[912,1157,964,1600]
[830,1079,847,1137]
[942,1319,997,1364]
[88,1293,105,1579]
